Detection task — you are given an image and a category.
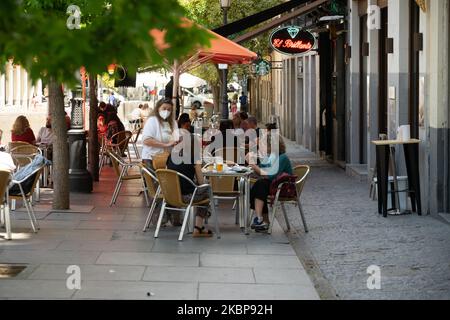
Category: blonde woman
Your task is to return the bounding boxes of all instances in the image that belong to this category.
[11,115,36,145]
[142,98,179,171]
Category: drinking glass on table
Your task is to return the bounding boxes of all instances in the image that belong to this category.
[215,157,224,172]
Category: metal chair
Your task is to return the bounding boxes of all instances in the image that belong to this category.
[8,165,45,233]
[0,170,12,240]
[155,169,219,241]
[108,151,143,206]
[129,127,142,159]
[10,145,43,203]
[8,141,31,152]
[99,130,133,174]
[268,165,310,234]
[141,165,163,232]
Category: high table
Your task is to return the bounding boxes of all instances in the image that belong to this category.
[372,139,422,217]
[202,168,253,235]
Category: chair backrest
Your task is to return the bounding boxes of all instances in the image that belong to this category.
[293,165,310,198]
[130,127,142,144]
[10,144,41,156]
[140,165,159,198]
[11,154,33,169]
[155,169,186,208]
[8,141,31,151]
[152,152,169,170]
[110,130,132,152]
[10,166,44,197]
[0,170,11,203]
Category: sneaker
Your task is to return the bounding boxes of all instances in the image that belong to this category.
[255,224,269,233]
[251,217,268,229]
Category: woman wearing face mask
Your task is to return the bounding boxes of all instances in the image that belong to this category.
[142,98,179,171]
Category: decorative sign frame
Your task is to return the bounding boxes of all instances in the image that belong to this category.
[269,26,316,56]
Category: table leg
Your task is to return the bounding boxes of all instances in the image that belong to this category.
[245,176,250,235]
[238,177,244,229]
[403,143,422,215]
[376,145,390,217]
[389,146,401,214]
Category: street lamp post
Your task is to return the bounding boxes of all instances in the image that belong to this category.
[220,0,231,119]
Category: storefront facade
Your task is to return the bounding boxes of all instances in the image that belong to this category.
[347,0,449,215]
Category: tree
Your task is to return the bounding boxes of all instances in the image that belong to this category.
[1,0,211,209]
[180,0,284,110]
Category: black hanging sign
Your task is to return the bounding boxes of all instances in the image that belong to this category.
[269,26,316,56]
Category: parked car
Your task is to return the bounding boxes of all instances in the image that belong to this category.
[182,88,211,109]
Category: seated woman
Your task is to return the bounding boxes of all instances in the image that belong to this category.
[36,116,54,160]
[106,111,125,144]
[166,133,213,237]
[248,134,292,232]
[11,115,36,145]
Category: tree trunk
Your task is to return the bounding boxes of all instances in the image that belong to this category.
[88,75,99,181]
[49,78,70,210]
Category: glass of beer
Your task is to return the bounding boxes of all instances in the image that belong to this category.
[215,157,224,172]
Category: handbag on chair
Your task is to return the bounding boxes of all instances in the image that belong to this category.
[269,173,298,201]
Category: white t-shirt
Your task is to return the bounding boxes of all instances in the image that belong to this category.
[141,116,179,160]
[130,108,142,120]
[37,127,53,145]
[0,151,16,173]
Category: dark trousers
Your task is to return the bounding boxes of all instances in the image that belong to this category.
[250,178,271,214]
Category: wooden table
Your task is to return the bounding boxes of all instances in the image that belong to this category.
[371,139,422,217]
[202,167,253,234]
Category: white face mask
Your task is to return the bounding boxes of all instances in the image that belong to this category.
[159,110,171,120]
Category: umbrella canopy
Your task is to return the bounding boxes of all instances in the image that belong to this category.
[149,19,257,116]
[150,19,258,70]
[179,73,207,88]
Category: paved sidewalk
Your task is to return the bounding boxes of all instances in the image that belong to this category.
[0,163,319,300]
[283,140,450,300]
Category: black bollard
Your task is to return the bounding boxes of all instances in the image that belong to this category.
[68,99,93,193]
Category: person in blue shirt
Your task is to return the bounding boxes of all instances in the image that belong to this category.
[247,134,292,231]
[239,92,248,113]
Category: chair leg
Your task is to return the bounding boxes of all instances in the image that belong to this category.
[110,168,126,206]
[210,190,220,239]
[141,178,150,207]
[143,197,157,232]
[178,205,192,241]
[110,179,121,206]
[268,202,279,235]
[280,203,291,231]
[297,199,309,233]
[23,197,37,233]
[3,204,12,240]
[235,197,240,225]
[154,202,166,238]
[0,204,4,227]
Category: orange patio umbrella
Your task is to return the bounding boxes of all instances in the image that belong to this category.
[150,19,257,110]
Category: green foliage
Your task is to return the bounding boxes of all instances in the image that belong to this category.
[0,0,211,86]
[180,0,283,85]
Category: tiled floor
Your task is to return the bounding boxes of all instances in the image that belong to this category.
[0,166,319,300]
